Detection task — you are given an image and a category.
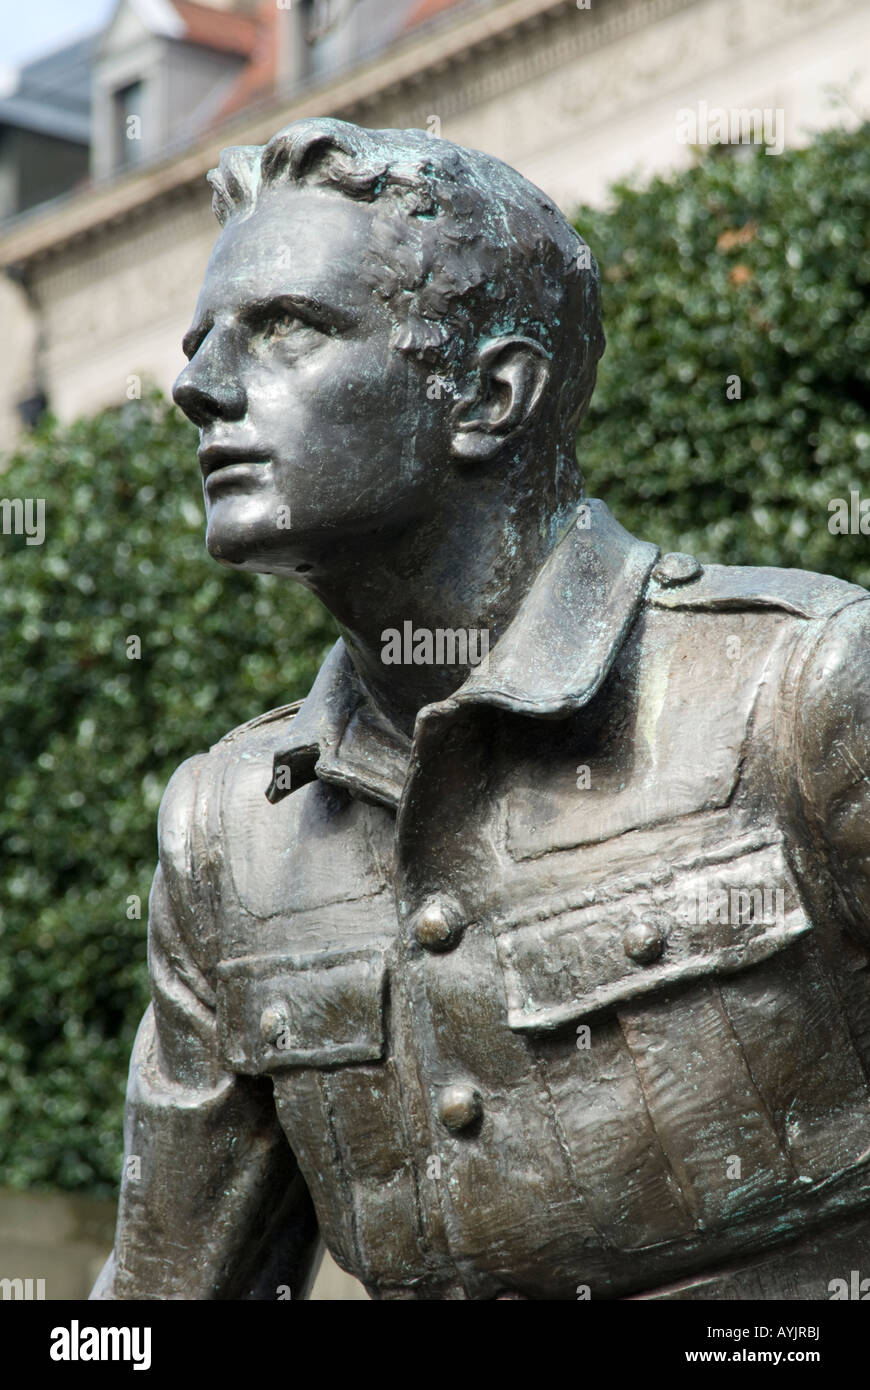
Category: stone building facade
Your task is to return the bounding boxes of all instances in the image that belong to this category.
[0,0,867,448]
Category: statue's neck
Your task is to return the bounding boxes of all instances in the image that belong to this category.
[302,491,565,738]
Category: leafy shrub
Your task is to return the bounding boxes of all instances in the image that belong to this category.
[576,122,870,585]
[0,394,336,1193]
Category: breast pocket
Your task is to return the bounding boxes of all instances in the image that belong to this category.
[496,834,812,1034]
[215,945,388,1074]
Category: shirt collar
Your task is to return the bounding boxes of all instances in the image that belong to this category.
[266,499,659,809]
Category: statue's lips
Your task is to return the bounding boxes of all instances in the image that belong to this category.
[199,447,271,483]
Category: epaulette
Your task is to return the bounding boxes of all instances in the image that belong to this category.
[210,700,304,752]
[648,551,869,620]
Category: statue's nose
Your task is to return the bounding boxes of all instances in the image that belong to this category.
[173,355,246,428]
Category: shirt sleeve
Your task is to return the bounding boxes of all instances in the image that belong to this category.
[90,753,320,1300]
[793,597,870,948]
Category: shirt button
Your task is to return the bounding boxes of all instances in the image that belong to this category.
[438,1083,483,1132]
[623,921,666,965]
[652,552,702,587]
[411,895,465,951]
[259,1003,290,1046]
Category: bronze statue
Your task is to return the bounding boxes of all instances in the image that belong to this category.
[92,119,870,1300]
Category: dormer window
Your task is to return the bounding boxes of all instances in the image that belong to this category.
[113,80,143,170]
[93,0,256,182]
[302,1,338,44]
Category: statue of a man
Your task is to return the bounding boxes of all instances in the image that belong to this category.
[92,119,870,1301]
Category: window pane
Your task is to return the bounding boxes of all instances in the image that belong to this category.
[114,81,143,169]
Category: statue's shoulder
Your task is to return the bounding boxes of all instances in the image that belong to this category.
[156,701,303,884]
[647,551,869,620]
[211,700,304,752]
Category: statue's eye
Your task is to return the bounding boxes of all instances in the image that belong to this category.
[267,312,302,339]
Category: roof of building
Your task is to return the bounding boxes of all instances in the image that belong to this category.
[404,0,468,30]
[214,0,281,122]
[169,0,259,56]
[0,35,94,144]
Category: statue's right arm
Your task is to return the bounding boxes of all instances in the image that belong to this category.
[90,754,321,1300]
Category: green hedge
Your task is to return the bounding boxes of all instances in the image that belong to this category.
[1,119,868,1195]
[575,121,870,585]
[0,395,336,1194]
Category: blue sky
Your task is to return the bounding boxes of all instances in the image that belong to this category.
[1,0,116,68]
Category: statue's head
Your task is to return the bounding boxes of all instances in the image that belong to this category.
[173,117,603,575]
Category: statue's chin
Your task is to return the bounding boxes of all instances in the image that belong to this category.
[204,524,257,569]
[204,523,309,576]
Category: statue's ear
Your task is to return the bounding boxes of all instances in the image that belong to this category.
[450,336,551,461]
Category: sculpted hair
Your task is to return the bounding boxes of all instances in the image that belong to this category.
[207,118,604,500]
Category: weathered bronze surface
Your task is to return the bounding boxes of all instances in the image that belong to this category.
[92,119,870,1300]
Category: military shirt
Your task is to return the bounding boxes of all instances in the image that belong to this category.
[93,501,870,1300]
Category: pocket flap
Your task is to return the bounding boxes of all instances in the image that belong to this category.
[496,839,811,1034]
[216,946,388,1073]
